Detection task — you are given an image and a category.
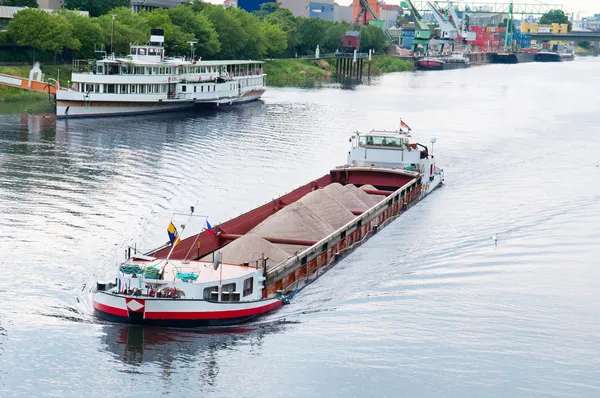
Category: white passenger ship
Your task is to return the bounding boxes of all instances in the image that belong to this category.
[56,29,266,118]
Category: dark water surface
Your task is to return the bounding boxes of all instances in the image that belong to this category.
[1,59,599,397]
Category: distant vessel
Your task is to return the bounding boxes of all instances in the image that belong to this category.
[560,52,575,61]
[535,51,562,62]
[490,51,536,64]
[56,29,266,118]
[93,123,444,327]
[416,52,471,71]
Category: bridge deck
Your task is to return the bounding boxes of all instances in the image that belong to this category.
[0,73,56,94]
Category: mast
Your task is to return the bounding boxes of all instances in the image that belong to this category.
[503,2,513,52]
[111,14,116,58]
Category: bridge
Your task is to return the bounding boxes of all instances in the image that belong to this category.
[412,1,566,15]
[531,31,600,41]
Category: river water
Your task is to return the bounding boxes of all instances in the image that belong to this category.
[1,59,599,397]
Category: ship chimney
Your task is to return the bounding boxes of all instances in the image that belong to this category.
[150,28,165,47]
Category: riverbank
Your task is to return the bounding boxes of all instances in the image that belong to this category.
[574,46,598,57]
[264,55,414,87]
[0,65,71,102]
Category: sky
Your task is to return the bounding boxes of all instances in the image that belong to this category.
[207,0,599,18]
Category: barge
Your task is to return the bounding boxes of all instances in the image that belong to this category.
[93,126,444,327]
[490,51,536,64]
[535,51,562,62]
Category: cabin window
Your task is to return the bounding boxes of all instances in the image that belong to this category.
[221,282,236,301]
[341,230,347,239]
[301,256,307,265]
[105,84,115,94]
[194,86,197,93]
[120,84,128,94]
[182,85,187,92]
[130,84,137,94]
[321,243,328,253]
[203,286,218,300]
[138,48,146,55]
[243,277,253,297]
[201,86,204,92]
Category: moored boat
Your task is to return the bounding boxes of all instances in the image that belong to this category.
[93,123,444,327]
[535,51,562,62]
[56,29,266,119]
[416,52,470,71]
[491,51,536,64]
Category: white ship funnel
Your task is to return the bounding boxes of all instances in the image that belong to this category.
[150,28,165,46]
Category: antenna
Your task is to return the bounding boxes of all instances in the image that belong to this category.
[187,40,198,60]
[213,251,222,271]
[111,15,116,58]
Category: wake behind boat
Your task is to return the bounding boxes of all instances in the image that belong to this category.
[93,121,444,327]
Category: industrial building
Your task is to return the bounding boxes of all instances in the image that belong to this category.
[131,0,188,13]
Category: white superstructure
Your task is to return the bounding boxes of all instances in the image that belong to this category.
[56,30,266,118]
[347,129,444,195]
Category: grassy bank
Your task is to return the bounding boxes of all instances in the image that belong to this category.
[0,64,72,102]
[574,46,598,57]
[264,55,413,87]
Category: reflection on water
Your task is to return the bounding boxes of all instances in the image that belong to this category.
[101,321,292,387]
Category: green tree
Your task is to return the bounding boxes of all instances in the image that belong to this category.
[61,10,104,58]
[98,7,148,54]
[296,18,328,55]
[0,0,38,7]
[261,5,298,57]
[167,5,220,57]
[262,21,287,57]
[539,9,571,31]
[64,0,130,18]
[359,25,386,53]
[8,9,80,60]
[140,8,195,56]
[227,7,266,59]
[202,5,245,59]
[322,23,349,53]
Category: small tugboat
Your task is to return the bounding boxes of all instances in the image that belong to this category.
[93,121,444,327]
[416,52,470,71]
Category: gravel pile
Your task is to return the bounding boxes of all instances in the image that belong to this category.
[202,234,290,268]
[346,184,382,207]
[360,184,387,205]
[249,201,335,242]
[205,184,387,264]
[298,189,356,229]
[322,183,370,211]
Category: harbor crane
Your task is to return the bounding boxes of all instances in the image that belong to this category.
[401,0,433,53]
[427,1,457,39]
